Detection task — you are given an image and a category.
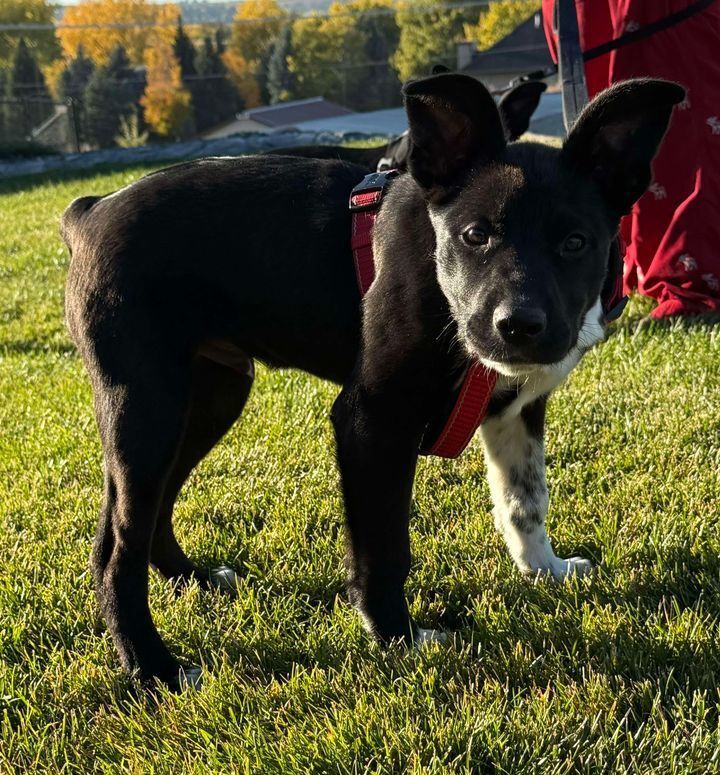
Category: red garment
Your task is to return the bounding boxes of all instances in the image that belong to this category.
[542,0,720,318]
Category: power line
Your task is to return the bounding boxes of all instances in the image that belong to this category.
[0,0,494,32]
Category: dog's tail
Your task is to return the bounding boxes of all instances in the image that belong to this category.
[60,195,100,252]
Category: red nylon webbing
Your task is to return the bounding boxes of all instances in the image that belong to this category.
[350,182,497,459]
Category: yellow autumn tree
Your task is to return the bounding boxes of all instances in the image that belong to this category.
[289,4,363,104]
[58,0,179,65]
[140,41,192,138]
[225,0,286,107]
[222,49,261,108]
[42,59,67,100]
[290,0,398,107]
[464,0,540,51]
[392,0,463,82]
[229,0,286,62]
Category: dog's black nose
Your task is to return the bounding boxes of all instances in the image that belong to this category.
[493,305,547,344]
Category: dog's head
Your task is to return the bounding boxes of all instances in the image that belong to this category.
[403,73,684,377]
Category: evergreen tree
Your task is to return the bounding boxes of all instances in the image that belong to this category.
[266,24,295,105]
[214,26,228,56]
[58,45,95,102]
[83,45,137,148]
[106,44,145,108]
[353,13,401,110]
[192,36,240,132]
[256,35,277,105]
[0,69,7,142]
[6,38,53,139]
[172,18,197,138]
[104,45,134,84]
[173,17,197,78]
[58,45,95,144]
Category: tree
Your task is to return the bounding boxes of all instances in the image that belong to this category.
[290,0,399,110]
[41,58,67,101]
[5,37,54,140]
[141,41,193,139]
[0,0,60,67]
[266,23,295,104]
[192,35,240,132]
[222,49,261,109]
[214,26,228,56]
[57,45,95,144]
[59,0,180,66]
[173,17,197,78]
[83,45,137,147]
[229,0,286,64]
[465,0,540,50]
[226,0,286,108]
[392,0,464,82]
[58,45,95,103]
[289,6,365,106]
[349,0,401,109]
[0,69,7,140]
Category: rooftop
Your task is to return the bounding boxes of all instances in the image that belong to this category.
[242,97,356,128]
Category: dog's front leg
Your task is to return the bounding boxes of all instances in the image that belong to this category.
[331,384,431,646]
[480,396,592,580]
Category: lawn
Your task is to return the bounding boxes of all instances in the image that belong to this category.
[1,162,719,773]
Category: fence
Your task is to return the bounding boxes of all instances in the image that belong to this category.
[0,98,81,153]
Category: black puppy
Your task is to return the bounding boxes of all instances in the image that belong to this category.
[62,74,683,688]
[267,80,547,172]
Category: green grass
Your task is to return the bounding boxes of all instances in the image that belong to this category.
[1,163,720,774]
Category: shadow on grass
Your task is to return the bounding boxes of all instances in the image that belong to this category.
[437,539,720,683]
[0,160,174,196]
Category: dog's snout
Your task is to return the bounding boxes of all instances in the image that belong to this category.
[493,305,547,344]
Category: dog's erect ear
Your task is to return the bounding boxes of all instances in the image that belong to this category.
[562,78,685,215]
[402,73,505,190]
[498,81,546,141]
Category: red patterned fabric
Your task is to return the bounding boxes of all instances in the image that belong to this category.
[542,0,720,318]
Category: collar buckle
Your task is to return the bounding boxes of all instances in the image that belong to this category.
[348,170,400,212]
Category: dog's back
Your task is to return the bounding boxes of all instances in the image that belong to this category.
[63,155,368,383]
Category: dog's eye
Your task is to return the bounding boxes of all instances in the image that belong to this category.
[563,234,586,253]
[462,226,489,246]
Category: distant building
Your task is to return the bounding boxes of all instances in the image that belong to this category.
[458,12,556,92]
[203,97,355,138]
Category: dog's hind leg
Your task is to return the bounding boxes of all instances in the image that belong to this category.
[151,354,253,594]
[90,342,201,686]
[480,396,593,580]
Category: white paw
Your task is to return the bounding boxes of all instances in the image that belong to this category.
[413,628,448,650]
[524,556,593,581]
[546,556,593,581]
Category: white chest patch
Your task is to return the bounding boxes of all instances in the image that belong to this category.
[483,296,605,418]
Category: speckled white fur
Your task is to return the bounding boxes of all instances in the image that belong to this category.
[479,297,605,578]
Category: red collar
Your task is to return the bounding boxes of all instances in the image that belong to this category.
[348,171,627,459]
[350,171,497,458]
